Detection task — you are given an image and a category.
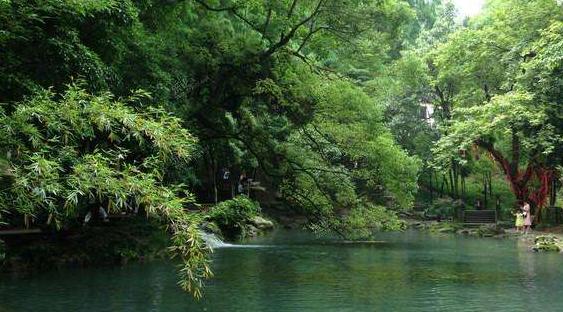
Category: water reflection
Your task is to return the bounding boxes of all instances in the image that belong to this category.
[0,230,561,312]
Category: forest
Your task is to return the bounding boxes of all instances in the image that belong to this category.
[0,0,561,303]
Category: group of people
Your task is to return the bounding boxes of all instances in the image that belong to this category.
[220,167,250,195]
[514,202,532,234]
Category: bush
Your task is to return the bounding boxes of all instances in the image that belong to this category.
[425,198,462,219]
[0,86,209,297]
[207,196,260,237]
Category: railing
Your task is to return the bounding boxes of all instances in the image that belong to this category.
[463,210,497,224]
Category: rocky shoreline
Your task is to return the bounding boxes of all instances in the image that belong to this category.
[405,219,562,253]
[202,215,276,240]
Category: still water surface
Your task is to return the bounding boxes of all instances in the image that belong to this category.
[1,230,561,312]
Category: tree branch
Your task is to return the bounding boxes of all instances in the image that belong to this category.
[297,25,325,53]
[476,139,511,177]
[263,8,272,35]
[263,0,326,57]
[194,0,271,43]
[193,0,235,11]
[287,0,298,18]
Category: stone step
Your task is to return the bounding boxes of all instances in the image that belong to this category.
[463,210,497,224]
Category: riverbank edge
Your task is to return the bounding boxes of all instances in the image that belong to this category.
[0,217,172,275]
[404,219,563,253]
[0,213,277,275]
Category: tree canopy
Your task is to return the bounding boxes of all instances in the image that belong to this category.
[0,0,427,297]
[432,0,562,214]
[1,0,561,298]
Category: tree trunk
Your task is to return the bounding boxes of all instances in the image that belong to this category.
[213,161,218,204]
[429,169,433,201]
[461,175,466,200]
[488,171,493,198]
[436,173,442,197]
[448,169,456,198]
[549,176,557,207]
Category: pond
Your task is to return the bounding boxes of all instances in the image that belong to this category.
[1,230,562,312]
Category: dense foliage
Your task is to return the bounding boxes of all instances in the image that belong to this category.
[431,0,562,217]
[0,0,426,297]
[207,195,260,237]
[0,85,211,297]
[2,0,560,298]
[374,0,562,218]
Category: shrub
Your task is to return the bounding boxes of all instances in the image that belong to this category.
[0,86,209,298]
[207,196,260,237]
[425,198,462,219]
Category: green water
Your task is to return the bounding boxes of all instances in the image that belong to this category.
[1,230,562,312]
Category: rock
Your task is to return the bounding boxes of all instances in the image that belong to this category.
[534,235,559,244]
[251,216,274,230]
[532,243,561,252]
[437,226,456,233]
[456,229,471,235]
[532,235,561,252]
[245,224,259,237]
[407,221,422,229]
[476,225,504,237]
[201,221,223,236]
[429,222,461,234]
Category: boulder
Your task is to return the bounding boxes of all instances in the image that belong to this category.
[245,224,259,237]
[251,216,274,230]
[201,221,223,237]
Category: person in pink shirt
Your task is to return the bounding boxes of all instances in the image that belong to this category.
[522,202,532,234]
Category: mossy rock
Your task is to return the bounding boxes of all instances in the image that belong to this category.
[244,224,259,237]
[532,243,561,252]
[534,235,559,244]
[250,216,274,230]
[532,235,561,252]
[429,222,462,234]
[456,228,472,235]
[201,221,223,237]
[414,222,428,229]
[476,225,504,237]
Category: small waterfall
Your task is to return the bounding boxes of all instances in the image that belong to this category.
[200,231,233,249]
[199,231,270,249]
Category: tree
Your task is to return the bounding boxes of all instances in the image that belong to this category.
[0,85,211,298]
[280,79,419,238]
[433,0,563,218]
[0,0,424,296]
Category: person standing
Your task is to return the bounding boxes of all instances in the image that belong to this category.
[238,171,247,194]
[522,202,532,234]
[514,210,524,233]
